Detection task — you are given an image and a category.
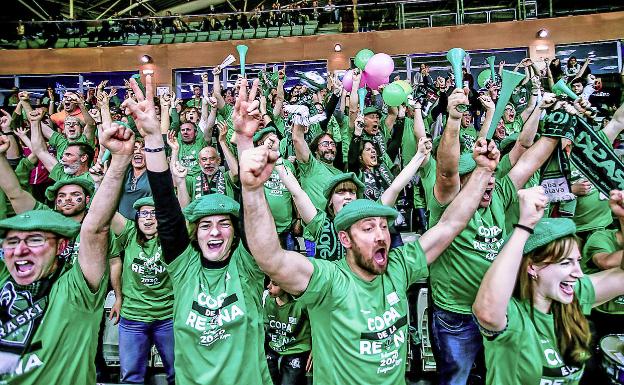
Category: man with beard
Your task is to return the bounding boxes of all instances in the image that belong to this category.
[236,80,501,382]
[50,91,86,131]
[426,89,564,385]
[27,109,94,183]
[0,119,132,384]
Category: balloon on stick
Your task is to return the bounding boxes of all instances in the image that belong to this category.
[382,82,407,107]
[355,49,375,70]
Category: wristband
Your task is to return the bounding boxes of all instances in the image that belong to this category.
[144,146,165,153]
[513,223,534,234]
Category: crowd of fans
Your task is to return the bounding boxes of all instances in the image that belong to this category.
[0,45,624,385]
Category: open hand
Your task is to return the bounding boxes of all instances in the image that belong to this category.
[232,78,262,140]
[0,109,12,131]
[121,76,160,137]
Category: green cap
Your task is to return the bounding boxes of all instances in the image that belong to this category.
[363,106,381,117]
[499,132,519,154]
[323,172,365,200]
[133,196,155,210]
[523,218,576,255]
[45,178,95,202]
[0,210,81,239]
[182,194,240,223]
[334,199,399,232]
[458,153,477,176]
[253,126,277,144]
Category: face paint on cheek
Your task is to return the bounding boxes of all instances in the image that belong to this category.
[56,199,62,206]
[75,197,83,203]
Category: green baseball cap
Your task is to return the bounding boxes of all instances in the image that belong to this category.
[323,172,364,200]
[523,218,576,255]
[334,199,399,232]
[45,178,95,202]
[0,210,81,239]
[363,106,381,117]
[253,126,277,144]
[132,196,155,210]
[182,194,240,223]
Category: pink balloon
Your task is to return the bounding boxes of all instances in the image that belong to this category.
[364,53,395,79]
[363,72,390,90]
[342,70,354,92]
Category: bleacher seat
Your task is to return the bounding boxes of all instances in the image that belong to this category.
[17,40,27,49]
[185,32,197,43]
[267,27,279,38]
[149,34,162,45]
[78,37,89,47]
[255,27,268,38]
[243,28,255,39]
[138,35,150,45]
[219,30,232,40]
[292,25,303,36]
[197,31,209,42]
[163,33,175,44]
[66,38,77,48]
[279,25,292,37]
[209,31,220,41]
[125,35,139,45]
[303,23,317,35]
[232,29,243,40]
[173,33,185,43]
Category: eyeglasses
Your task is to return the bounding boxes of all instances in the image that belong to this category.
[319,141,336,148]
[138,210,156,218]
[2,235,56,249]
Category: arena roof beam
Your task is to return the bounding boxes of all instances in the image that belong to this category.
[17,0,48,20]
[159,0,228,15]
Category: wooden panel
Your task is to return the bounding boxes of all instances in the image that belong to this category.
[0,11,622,86]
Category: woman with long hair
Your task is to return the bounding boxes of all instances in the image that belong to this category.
[473,187,624,384]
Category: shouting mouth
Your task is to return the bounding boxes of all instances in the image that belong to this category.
[373,248,387,268]
[14,260,35,276]
[560,281,576,297]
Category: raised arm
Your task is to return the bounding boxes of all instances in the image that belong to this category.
[519,75,541,124]
[419,138,500,264]
[122,75,190,263]
[234,79,313,295]
[203,97,219,141]
[275,161,317,224]
[273,67,286,118]
[75,93,97,142]
[0,135,37,212]
[292,122,311,163]
[212,67,226,110]
[602,101,624,144]
[477,94,495,138]
[507,93,556,166]
[472,186,547,332]
[434,88,468,204]
[381,137,431,206]
[79,122,133,291]
[0,109,19,160]
[27,109,59,173]
[217,120,239,182]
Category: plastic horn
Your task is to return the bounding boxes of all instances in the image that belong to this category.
[218,54,236,71]
[486,69,526,139]
[552,78,579,100]
[486,56,496,83]
[236,45,249,77]
[446,48,468,112]
[100,149,111,165]
[357,88,367,115]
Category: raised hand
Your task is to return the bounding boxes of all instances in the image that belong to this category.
[121,75,160,137]
[473,137,500,172]
[217,120,228,143]
[200,73,209,83]
[208,96,218,109]
[160,93,171,109]
[417,137,432,156]
[232,78,262,141]
[170,160,188,182]
[539,92,557,110]
[478,94,495,111]
[517,186,548,228]
[18,91,30,102]
[166,130,179,153]
[89,162,107,185]
[0,109,12,131]
[14,126,30,143]
[27,109,44,123]
[100,121,135,156]
[239,143,279,191]
[609,190,624,218]
[447,88,469,119]
[0,135,10,154]
[96,91,110,109]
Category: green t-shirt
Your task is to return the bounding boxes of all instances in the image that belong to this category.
[48,132,94,161]
[302,210,344,261]
[582,229,624,314]
[263,296,311,355]
[460,125,478,154]
[178,134,209,177]
[418,157,437,211]
[165,244,271,385]
[504,116,524,136]
[482,276,595,385]
[0,260,108,384]
[265,160,295,233]
[48,164,94,184]
[429,175,517,314]
[116,221,173,322]
[570,168,613,233]
[297,155,341,210]
[297,241,428,384]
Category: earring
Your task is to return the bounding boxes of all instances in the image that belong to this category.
[529,273,538,281]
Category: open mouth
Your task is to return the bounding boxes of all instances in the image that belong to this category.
[560,281,576,296]
[14,260,35,275]
[207,240,224,251]
[373,248,387,267]
[482,188,493,203]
